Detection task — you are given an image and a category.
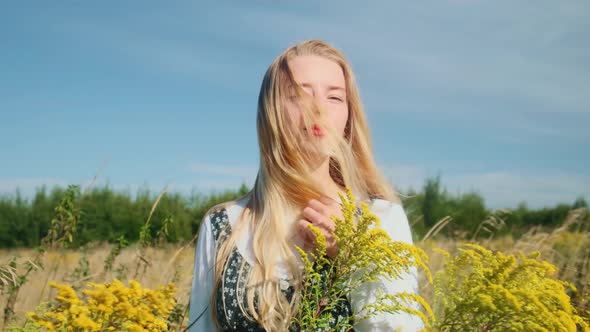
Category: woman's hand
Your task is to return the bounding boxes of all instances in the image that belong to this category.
[296,196,344,258]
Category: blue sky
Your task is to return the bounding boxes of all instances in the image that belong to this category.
[1,1,588,209]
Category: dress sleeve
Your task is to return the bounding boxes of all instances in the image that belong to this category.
[349,201,425,332]
[187,213,217,332]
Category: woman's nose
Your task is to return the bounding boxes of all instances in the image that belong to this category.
[313,95,326,114]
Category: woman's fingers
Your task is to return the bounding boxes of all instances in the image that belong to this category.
[317,196,339,208]
[303,204,325,223]
[306,199,327,216]
[304,209,334,234]
[296,196,344,258]
[310,197,343,222]
[296,219,316,246]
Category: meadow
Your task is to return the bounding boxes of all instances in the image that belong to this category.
[0,180,588,331]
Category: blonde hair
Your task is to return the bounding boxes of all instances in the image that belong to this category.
[209,39,401,330]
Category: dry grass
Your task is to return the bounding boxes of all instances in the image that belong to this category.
[1,208,588,329]
[416,207,590,319]
[0,242,196,329]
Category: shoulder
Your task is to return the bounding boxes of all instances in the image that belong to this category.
[369,199,413,244]
[201,195,250,235]
[368,198,404,216]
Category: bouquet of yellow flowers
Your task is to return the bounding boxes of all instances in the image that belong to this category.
[291,187,434,331]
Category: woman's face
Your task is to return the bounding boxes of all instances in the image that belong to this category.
[284,55,349,150]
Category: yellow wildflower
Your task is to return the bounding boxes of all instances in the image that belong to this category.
[293,187,433,331]
[432,244,589,331]
[27,279,177,332]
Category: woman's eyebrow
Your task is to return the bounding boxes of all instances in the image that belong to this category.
[299,82,345,92]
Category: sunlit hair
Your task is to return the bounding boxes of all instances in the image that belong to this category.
[209,39,401,330]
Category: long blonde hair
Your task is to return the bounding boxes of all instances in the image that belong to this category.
[210,39,401,330]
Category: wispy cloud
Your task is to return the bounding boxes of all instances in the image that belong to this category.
[380,163,589,209]
[187,163,258,177]
[445,171,589,209]
[57,1,590,124]
[0,177,69,198]
[57,9,266,93]
[90,178,253,198]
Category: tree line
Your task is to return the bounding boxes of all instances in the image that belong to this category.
[0,176,586,248]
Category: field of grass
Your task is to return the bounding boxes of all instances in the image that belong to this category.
[0,242,196,330]
[1,206,587,330]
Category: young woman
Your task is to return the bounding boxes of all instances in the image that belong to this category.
[188,39,424,331]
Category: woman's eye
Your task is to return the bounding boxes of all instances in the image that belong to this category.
[329,96,344,102]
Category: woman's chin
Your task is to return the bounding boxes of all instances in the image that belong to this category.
[299,143,333,164]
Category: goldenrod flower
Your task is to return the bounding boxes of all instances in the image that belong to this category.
[293,187,433,331]
[26,279,177,332]
[432,244,589,331]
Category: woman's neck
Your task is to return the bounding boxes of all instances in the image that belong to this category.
[308,156,345,201]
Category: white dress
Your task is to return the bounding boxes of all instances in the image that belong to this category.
[187,196,425,331]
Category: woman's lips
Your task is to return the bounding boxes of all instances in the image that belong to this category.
[304,124,324,137]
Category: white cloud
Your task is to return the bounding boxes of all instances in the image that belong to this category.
[188,178,254,192]
[380,163,589,209]
[72,177,254,202]
[379,162,429,193]
[445,171,589,209]
[186,163,258,177]
[0,177,69,198]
